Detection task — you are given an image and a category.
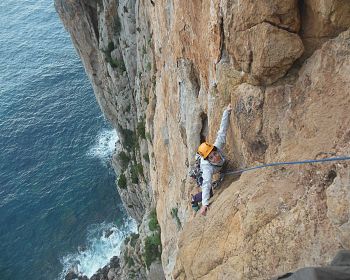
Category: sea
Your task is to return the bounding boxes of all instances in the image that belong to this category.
[0,1,136,279]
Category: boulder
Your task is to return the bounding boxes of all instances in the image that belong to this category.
[229,22,304,85]
[65,271,78,280]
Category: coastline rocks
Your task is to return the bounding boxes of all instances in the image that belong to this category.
[65,270,78,280]
[109,256,120,269]
[89,256,121,280]
[65,262,82,280]
[104,228,114,238]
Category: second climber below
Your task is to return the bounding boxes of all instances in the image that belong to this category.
[196,103,232,216]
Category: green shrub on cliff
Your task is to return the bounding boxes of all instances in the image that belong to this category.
[118,151,130,169]
[144,95,149,104]
[148,208,159,231]
[118,173,127,189]
[114,13,121,35]
[143,153,150,163]
[102,41,126,73]
[101,42,114,57]
[137,120,146,139]
[130,233,139,248]
[143,209,161,269]
[106,42,114,53]
[113,58,126,73]
[124,252,135,267]
[124,104,131,113]
[106,56,126,73]
[171,207,181,229]
[119,127,137,152]
[136,163,144,177]
[143,233,161,269]
[129,163,144,184]
[130,165,139,184]
[145,132,152,143]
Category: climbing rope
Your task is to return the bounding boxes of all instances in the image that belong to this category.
[223,156,350,176]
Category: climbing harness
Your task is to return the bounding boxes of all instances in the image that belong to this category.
[189,154,203,187]
[222,156,350,176]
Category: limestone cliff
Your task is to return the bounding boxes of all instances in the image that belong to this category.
[55,0,350,279]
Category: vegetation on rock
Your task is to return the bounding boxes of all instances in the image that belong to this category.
[118,151,130,169]
[171,207,181,229]
[148,208,160,231]
[143,233,161,269]
[143,208,162,268]
[137,120,146,139]
[117,173,127,189]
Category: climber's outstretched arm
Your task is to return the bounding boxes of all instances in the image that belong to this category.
[214,104,232,150]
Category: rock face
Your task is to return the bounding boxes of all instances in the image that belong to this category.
[169,29,350,280]
[222,0,303,84]
[55,0,350,279]
[300,0,350,57]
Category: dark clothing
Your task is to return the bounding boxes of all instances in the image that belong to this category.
[191,188,213,205]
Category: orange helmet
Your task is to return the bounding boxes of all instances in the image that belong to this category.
[197,142,214,159]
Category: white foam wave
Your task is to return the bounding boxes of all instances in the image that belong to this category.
[87,129,118,162]
[58,217,137,279]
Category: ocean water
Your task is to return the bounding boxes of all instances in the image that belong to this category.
[0,1,135,279]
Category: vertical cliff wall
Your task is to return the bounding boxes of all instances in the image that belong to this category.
[55,0,350,279]
[55,0,153,223]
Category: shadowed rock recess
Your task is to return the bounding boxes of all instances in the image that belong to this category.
[55,0,350,279]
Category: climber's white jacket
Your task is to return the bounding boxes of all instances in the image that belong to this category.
[200,108,231,206]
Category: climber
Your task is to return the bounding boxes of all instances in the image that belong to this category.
[196,103,232,216]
